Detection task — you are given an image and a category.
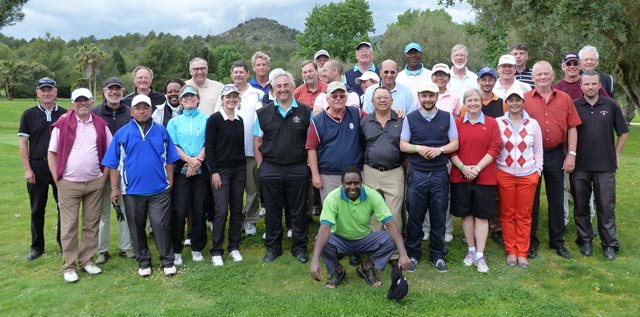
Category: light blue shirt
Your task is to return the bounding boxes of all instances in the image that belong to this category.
[463,111,486,124]
[362,82,416,114]
[166,108,209,156]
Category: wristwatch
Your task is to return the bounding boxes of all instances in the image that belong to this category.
[439,147,444,154]
[568,151,577,156]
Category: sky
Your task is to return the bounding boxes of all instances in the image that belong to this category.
[1,0,475,41]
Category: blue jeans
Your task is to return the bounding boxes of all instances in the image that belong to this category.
[405,169,449,261]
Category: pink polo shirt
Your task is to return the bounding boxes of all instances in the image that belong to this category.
[436,89,462,117]
[49,114,112,182]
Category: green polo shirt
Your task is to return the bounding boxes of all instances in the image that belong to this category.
[320,185,393,240]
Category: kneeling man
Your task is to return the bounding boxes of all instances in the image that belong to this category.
[309,166,409,289]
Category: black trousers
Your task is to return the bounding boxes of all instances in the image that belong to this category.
[570,171,619,249]
[171,172,207,254]
[259,161,309,256]
[27,160,61,252]
[210,166,246,256]
[531,146,566,249]
[124,189,174,268]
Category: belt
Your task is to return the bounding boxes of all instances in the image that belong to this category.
[367,164,400,172]
[543,145,563,153]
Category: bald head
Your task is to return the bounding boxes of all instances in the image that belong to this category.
[381,60,398,70]
[532,60,554,90]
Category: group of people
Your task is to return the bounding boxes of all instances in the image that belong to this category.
[18,41,627,288]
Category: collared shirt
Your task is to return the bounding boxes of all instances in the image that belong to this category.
[451,113,502,185]
[523,88,582,149]
[460,94,505,118]
[18,103,66,161]
[396,64,432,96]
[253,98,312,137]
[345,64,378,96]
[448,66,479,100]
[249,77,270,96]
[49,114,112,182]
[362,82,416,114]
[436,89,462,116]
[166,108,209,157]
[293,81,327,107]
[185,78,224,115]
[360,111,403,168]
[493,79,532,99]
[319,185,392,240]
[216,86,264,157]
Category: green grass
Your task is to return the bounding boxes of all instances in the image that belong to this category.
[1,99,639,316]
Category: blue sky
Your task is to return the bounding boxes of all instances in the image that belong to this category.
[2,0,474,40]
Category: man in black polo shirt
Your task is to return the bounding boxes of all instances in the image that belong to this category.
[121,66,166,109]
[570,70,628,260]
[254,69,312,263]
[18,77,67,261]
[360,86,405,232]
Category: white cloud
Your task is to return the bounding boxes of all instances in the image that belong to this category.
[2,0,475,40]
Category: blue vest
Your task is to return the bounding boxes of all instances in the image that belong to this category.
[407,110,450,172]
[315,106,363,175]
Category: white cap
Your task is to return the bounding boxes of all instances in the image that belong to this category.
[71,88,93,101]
[505,86,525,100]
[355,71,380,84]
[131,94,152,107]
[498,54,516,66]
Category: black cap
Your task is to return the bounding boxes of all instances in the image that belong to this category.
[387,265,409,301]
[104,77,124,88]
[562,51,579,64]
[36,77,56,89]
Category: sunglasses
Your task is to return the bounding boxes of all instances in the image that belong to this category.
[383,70,397,75]
[565,61,579,66]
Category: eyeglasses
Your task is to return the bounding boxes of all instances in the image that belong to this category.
[565,61,579,66]
[382,70,397,75]
[357,48,372,54]
[191,67,207,72]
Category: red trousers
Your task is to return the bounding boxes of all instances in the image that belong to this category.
[497,170,539,257]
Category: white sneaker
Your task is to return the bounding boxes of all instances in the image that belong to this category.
[287,229,292,239]
[192,251,204,262]
[212,255,224,266]
[184,238,192,247]
[164,265,177,277]
[138,267,151,277]
[475,256,489,273]
[230,250,243,262]
[209,221,214,232]
[64,271,79,283]
[463,251,475,267]
[444,232,453,243]
[244,222,257,236]
[423,233,430,241]
[81,264,102,275]
[259,207,266,217]
[174,254,183,266]
[262,232,266,240]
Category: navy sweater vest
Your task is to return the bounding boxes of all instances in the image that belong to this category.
[407,110,450,171]
[315,106,363,175]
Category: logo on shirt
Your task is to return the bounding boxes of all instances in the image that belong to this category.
[292,115,301,123]
[349,123,354,130]
[600,110,609,117]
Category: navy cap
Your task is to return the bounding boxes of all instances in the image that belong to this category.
[478,67,497,78]
[36,77,56,89]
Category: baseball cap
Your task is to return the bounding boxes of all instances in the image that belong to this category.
[505,86,525,100]
[404,42,422,54]
[131,94,152,107]
[326,81,347,95]
[220,84,240,96]
[431,63,450,75]
[355,71,380,84]
[562,51,579,64]
[104,77,124,88]
[477,67,497,78]
[498,55,516,66]
[71,88,93,101]
[387,265,409,302]
[355,41,372,50]
[416,81,439,94]
[314,49,330,60]
[36,77,56,89]
[180,85,199,98]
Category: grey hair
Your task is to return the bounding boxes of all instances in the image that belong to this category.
[269,68,295,87]
[578,45,599,60]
